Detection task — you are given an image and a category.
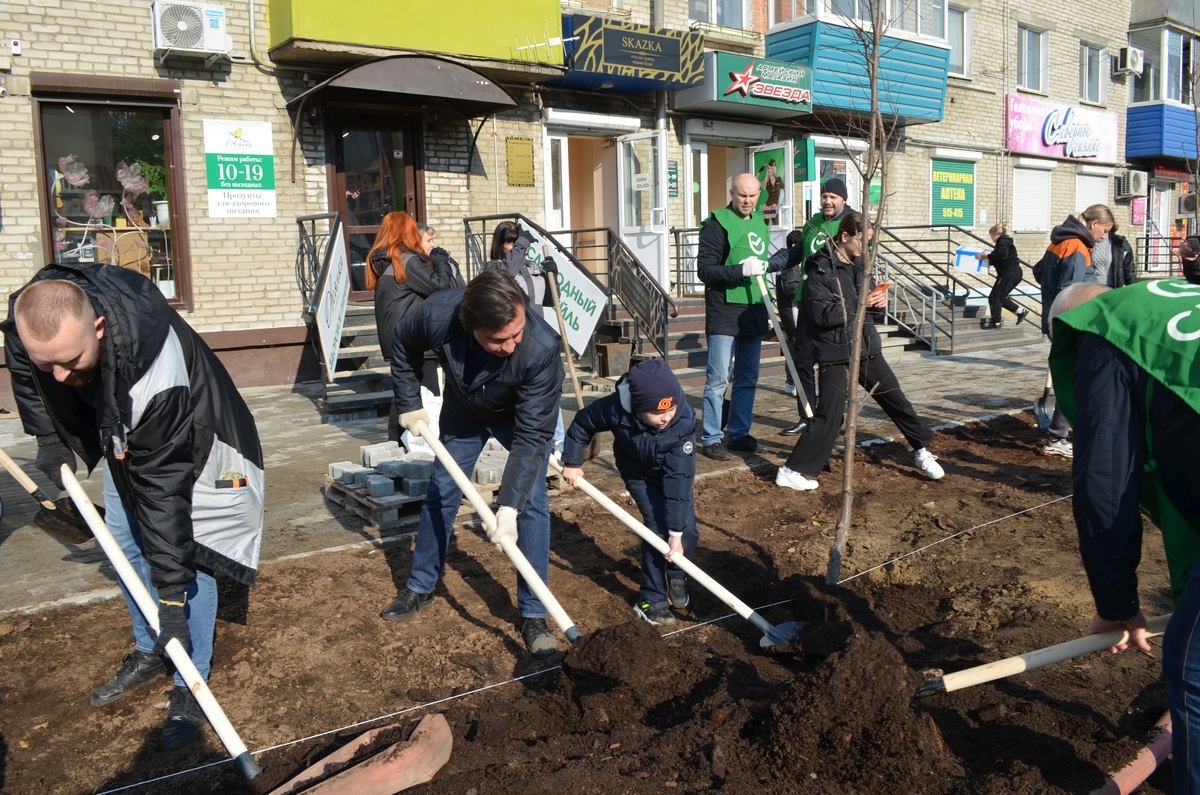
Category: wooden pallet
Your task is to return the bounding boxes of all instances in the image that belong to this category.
[323,472,564,533]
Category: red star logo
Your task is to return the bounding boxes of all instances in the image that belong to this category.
[723,62,761,96]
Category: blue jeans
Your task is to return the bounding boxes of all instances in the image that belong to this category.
[407,427,552,618]
[625,476,699,604]
[1163,563,1200,793]
[701,332,762,446]
[104,464,217,685]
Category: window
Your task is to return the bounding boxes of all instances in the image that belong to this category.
[1075,173,1109,209]
[1079,43,1106,104]
[39,101,184,302]
[1130,28,1161,103]
[1165,28,1195,104]
[812,0,946,34]
[690,0,744,28]
[947,6,969,76]
[1018,25,1048,92]
[1012,164,1052,232]
[772,0,806,26]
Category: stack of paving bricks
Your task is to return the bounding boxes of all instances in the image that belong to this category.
[322,439,562,533]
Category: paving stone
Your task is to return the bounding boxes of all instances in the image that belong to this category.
[338,464,372,485]
[404,478,430,497]
[365,474,395,497]
[376,460,407,478]
[360,441,402,467]
[327,461,357,480]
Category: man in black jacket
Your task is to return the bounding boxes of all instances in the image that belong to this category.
[4,264,264,752]
[380,269,565,656]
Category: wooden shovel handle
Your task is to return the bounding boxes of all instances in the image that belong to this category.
[0,446,56,509]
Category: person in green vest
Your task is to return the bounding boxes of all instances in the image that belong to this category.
[1048,279,1200,790]
[696,172,804,461]
[774,178,856,435]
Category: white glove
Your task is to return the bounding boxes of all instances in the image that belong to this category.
[489,506,519,549]
[399,408,430,434]
[740,257,766,278]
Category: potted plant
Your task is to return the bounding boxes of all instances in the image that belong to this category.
[137,159,169,228]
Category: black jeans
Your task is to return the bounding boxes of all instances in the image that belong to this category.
[785,354,933,477]
[989,268,1023,321]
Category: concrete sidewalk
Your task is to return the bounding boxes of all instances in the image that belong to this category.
[0,339,1052,616]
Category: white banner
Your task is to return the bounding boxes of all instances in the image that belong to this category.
[518,224,608,356]
[315,233,350,381]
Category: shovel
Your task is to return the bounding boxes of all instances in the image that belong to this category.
[0,446,95,544]
[917,612,1171,697]
[754,272,814,420]
[412,419,581,645]
[60,465,261,781]
[1034,369,1056,432]
[550,459,803,648]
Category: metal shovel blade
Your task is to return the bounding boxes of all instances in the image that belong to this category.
[34,497,97,545]
[1034,391,1056,432]
[759,620,805,649]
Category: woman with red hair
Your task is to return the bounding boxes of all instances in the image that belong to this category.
[368,211,464,441]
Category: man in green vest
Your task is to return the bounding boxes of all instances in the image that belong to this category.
[696,172,802,460]
[775,177,856,436]
[1048,279,1200,790]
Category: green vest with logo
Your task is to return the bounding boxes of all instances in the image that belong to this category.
[1050,279,1200,600]
[794,212,844,301]
[709,208,769,305]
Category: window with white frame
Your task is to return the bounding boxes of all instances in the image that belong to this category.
[948,6,969,76]
[1079,43,1106,104]
[690,0,744,28]
[772,0,806,26]
[1075,173,1109,210]
[1130,28,1161,103]
[805,0,947,34]
[1130,26,1198,107]
[1012,164,1052,232]
[1165,28,1195,104]
[1018,25,1048,92]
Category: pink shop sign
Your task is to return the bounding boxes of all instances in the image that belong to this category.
[1005,94,1118,163]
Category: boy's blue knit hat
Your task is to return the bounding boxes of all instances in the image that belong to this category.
[627,359,680,412]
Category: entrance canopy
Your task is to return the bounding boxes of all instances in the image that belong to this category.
[288,54,518,118]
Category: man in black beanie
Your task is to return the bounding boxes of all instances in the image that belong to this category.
[560,359,700,626]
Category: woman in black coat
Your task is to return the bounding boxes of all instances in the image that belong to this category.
[1106,226,1138,287]
[976,223,1028,328]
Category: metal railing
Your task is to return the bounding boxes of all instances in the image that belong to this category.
[873,254,947,352]
[1135,233,1189,277]
[461,215,677,366]
[295,212,340,313]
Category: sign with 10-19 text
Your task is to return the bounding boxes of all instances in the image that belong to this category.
[203,119,278,218]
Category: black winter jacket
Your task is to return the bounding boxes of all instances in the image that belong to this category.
[988,234,1022,276]
[2,263,264,588]
[371,247,465,361]
[391,289,563,510]
[561,378,696,534]
[801,246,883,365]
[1107,232,1137,288]
[484,233,553,308]
[697,204,801,336]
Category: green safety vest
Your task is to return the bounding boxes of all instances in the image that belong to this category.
[709,208,769,305]
[794,212,844,302]
[1050,279,1200,600]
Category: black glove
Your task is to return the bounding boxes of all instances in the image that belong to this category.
[35,434,76,490]
[542,257,558,275]
[152,586,191,657]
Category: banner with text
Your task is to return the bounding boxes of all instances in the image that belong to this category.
[203,120,277,218]
[931,159,975,226]
[1005,94,1119,163]
[518,223,608,355]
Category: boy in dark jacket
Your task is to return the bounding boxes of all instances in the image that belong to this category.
[560,359,699,626]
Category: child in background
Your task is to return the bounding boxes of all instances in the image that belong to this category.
[560,359,699,626]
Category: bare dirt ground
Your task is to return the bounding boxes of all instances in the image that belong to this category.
[0,412,1177,794]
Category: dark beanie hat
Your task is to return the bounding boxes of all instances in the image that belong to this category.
[627,359,680,413]
[821,178,848,200]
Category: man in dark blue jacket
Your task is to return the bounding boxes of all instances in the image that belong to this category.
[380,269,564,656]
[560,359,698,626]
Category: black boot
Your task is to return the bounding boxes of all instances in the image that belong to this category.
[160,685,205,751]
[91,650,167,707]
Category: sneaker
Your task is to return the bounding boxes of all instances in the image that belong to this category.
[1040,438,1074,458]
[667,577,690,609]
[699,442,731,461]
[914,448,945,480]
[775,466,819,491]
[633,599,676,627]
[521,617,557,656]
[379,588,435,621]
[726,435,758,452]
[159,685,205,751]
[785,383,796,396]
[91,649,167,707]
[1015,308,1030,325]
[781,421,808,437]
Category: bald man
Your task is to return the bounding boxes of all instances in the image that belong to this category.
[696,173,804,460]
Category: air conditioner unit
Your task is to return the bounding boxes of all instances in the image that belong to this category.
[1113,46,1145,77]
[153,2,230,65]
[1178,193,1199,216]
[1114,170,1147,199]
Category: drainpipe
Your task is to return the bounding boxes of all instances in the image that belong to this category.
[656,91,667,131]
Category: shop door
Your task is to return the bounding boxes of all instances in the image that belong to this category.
[682,141,709,292]
[617,130,669,287]
[802,154,862,221]
[332,120,418,298]
[543,133,571,235]
[748,140,794,253]
[1148,183,1175,271]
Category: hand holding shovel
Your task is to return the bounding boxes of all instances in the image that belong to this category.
[59,465,261,780]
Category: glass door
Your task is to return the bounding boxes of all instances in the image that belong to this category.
[543,132,571,236]
[332,120,418,296]
[749,140,794,253]
[617,130,669,287]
